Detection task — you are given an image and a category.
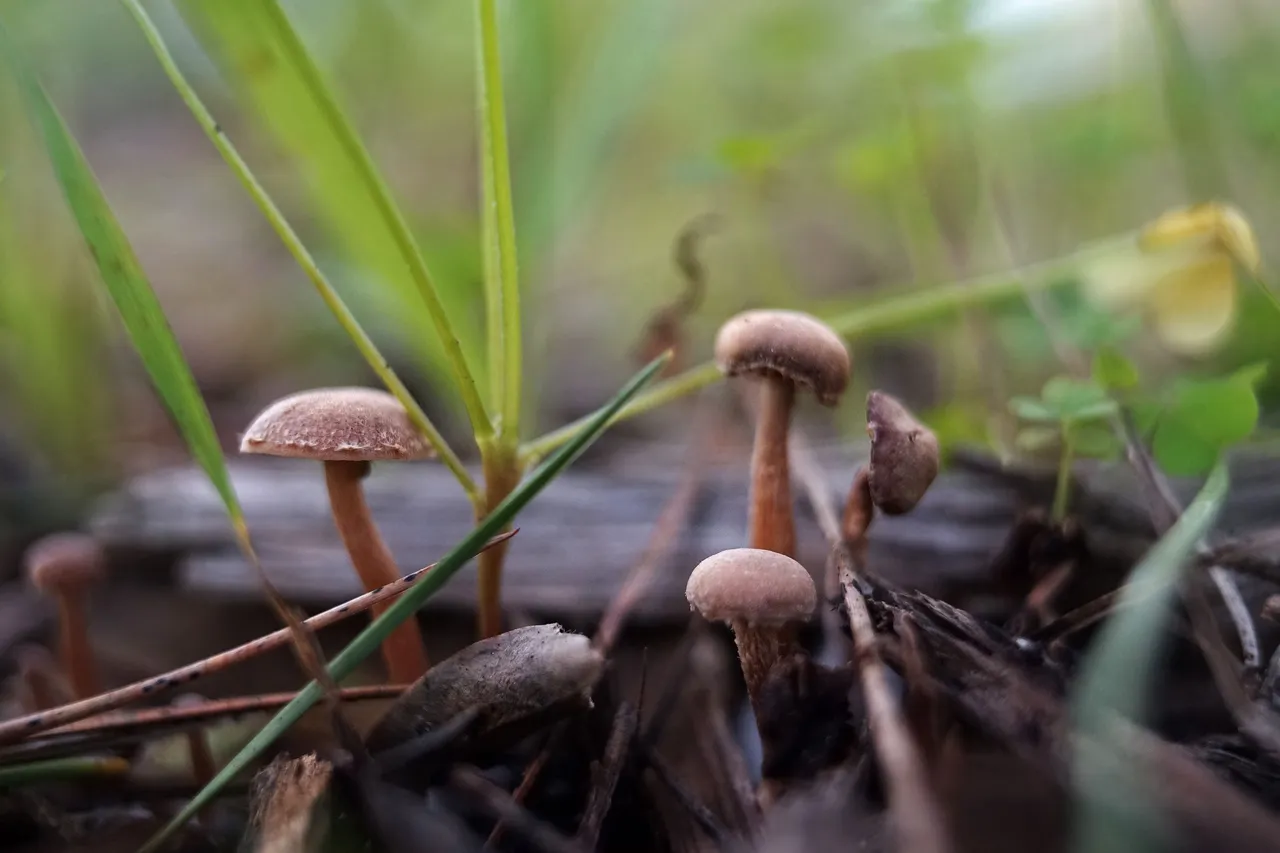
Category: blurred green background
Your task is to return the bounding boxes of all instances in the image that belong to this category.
[2,0,1280,510]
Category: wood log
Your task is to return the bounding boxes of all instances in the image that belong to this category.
[87,443,1280,625]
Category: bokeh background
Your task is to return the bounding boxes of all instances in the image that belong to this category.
[2,0,1280,548]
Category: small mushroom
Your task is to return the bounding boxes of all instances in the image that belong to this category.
[365,624,604,763]
[241,387,432,684]
[865,391,939,515]
[24,533,106,699]
[715,310,850,557]
[685,548,817,712]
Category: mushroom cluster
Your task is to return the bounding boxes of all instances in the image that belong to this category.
[687,308,941,809]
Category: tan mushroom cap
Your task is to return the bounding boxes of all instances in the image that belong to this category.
[866,391,940,515]
[714,310,851,406]
[24,533,105,590]
[686,548,817,624]
[240,387,434,462]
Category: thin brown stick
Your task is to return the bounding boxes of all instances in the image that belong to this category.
[575,702,638,849]
[0,531,516,746]
[640,745,728,844]
[792,429,954,853]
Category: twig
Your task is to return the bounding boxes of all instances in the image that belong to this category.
[791,428,954,853]
[0,531,516,745]
[451,765,587,853]
[39,685,405,739]
[575,702,639,849]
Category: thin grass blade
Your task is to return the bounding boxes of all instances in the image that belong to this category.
[1068,459,1229,853]
[172,0,491,437]
[120,0,479,504]
[138,351,671,852]
[0,21,252,547]
[475,0,522,446]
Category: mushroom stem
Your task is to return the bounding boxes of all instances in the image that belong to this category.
[730,619,794,711]
[323,460,430,683]
[56,591,99,699]
[749,378,797,557]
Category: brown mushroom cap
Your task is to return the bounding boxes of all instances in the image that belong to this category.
[24,533,105,591]
[240,387,434,462]
[713,310,851,406]
[686,548,817,624]
[866,390,940,515]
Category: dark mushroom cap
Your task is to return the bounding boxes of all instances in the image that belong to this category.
[866,391,940,515]
[24,533,105,591]
[714,310,851,407]
[240,387,433,462]
[686,548,817,624]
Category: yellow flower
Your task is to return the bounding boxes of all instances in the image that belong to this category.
[1081,203,1261,356]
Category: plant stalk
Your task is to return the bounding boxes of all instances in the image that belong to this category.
[476,0,523,447]
[476,445,524,638]
[519,231,1136,463]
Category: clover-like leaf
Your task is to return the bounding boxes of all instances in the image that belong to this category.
[1148,365,1264,475]
[1071,421,1124,461]
[1009,396,1058,424]
[1040,375,1119,422]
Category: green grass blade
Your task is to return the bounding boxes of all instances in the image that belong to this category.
[475,0,522,446]
[120,0,480,505]
[172,0,492,439]
[138,351,671,852]
[0,21,251,546]
[0,755,130,788]
[1069,459,1229,853]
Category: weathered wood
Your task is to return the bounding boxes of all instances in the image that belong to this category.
[87,444,1280,625]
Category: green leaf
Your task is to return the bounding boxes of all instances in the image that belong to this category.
[1041,375,1117,421]
[172,0,491,436]
[1009,396,1058,423]
[0,22,251,547]
[1015,425,1061,454]
[1151,416,1220,476]
[1092,345,1139,391]
[120,0,479,505]
[1070,460,1229,853]
[1170,375,1259,446]
[1148,372,1259,476]
[1072,422,1123,460]
[138,352,671,853]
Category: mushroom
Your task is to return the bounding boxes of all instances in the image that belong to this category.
[715,310,850,557]
[865,390,939,515]
[24,533,106,699]
[685,548,817,712]
[241,387,432,684]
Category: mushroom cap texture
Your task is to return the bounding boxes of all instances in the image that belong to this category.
[713,310,850,406]
[24,533,105,590]
[239,387,434,462]
[686,548,817,624]
[866,390,940,515]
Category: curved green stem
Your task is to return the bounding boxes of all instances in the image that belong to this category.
[0,755,130,788]
[121,0,480,505]
[518,232,1137,463]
